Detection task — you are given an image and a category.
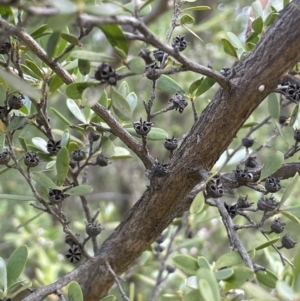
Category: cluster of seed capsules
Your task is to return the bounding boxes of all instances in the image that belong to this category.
[205,137,296,250]
[65,221,103,263]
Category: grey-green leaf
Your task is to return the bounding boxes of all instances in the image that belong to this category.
[66,99,87,123]
[31,172,58,189]
[0,257,7,291]
[68,281,83,301]
[157,75,185,95]
[65,185,93,196]
[101,137,115,158]
[260,151,284,180]
[172,254,199,275]
[7,246,28,289]
[71,51,118,63]
[128,57,146,74]
[56,147,70,186]
[111,87,132,121]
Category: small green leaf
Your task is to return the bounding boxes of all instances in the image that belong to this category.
[227,32,244,50]
[214,268,233,281]
[198,279,215,301]
[190,193,204,214]
[244,282,278,301]
[279,173,299,207]
[78,59,90,76]
[47,13,77,32]
[50,0,77,13]
[16,211,44,231]
[50,107,72,126]
[252,0,263,18]
[189,78,203,95]
[61,32,80,45]
[215,251,243,269]
[260,151,284,179]
[0,194,36,201]
[264,12,278,26]
[294,245,300,281]
[181,6,211,11]
[71,51,118,63]
[66,82,96,99]
[114,46,127,60]
[31,172,58,189]
[252,16,264,34]
[195,77,216,97]
[7,246,28,289]
[256,269,278,288]
[101,137,115,158]
[126,92,137,112]
[30,24,48,39]
[100,24,128,55]
[99,89,108,107]
[65,185,93,196]
[268,93,280,119]
[182,24,203,41]
[127,57,146,74]
[118,81,129,98]
[221,38,238,58]
[111,87,132,121]
[7,280,31,298]
[66,99,87,123]
[290,104,299,127]
[281,210,300,224]
[197,257,210,269]
[0,69,40,99]
[18,136,28,152]
[99,296,116,301]
[31,137,48,153]
[275,121,288,145]
[68,281,83,301]
[183,289,201,301]
[139,0,155,10]
[157,75,185,95]
[82,85,104,107]
[180,14,195,25]
[254,237,280,250]
[46,32,60,59]
[276,280,297,300]
[224,267,255,290]
[0,257,7,291]
[6,116,28,131]
[173,255,199,275]
[49,74,64,93]
[25,59,44,80]
[126,127,168,140]
[56,147,70,186]
[111,147,131,159]
[197,268,221,301]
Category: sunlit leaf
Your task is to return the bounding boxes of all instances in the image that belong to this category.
[49,0,77,13]
[66,82,96,99]
[65,185,93,196]
[100,24,128,55]
[227,32,244,50]
[252,0,263,18]
[82,85,104,107]
[214,268,233,281]
[215,251,244,269]
[25,59,44,80]
[0,69,40,99]
[244,282,278,301]
[189,78,203,95]
[30,24,49,39]
[126,92,137,112]
[31,137,48,153]
[181,24,203,41]
[7,280,31,298]
[157,75,185,95]
[197,257,210,269]
[49,74,64,93]
[260,151,284,179]
[276,280,297,301]
[7,246,28,288]
[66,99,87,123]
[198,279,215,301]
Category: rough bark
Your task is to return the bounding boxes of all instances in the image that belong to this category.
[22,1,300,301]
